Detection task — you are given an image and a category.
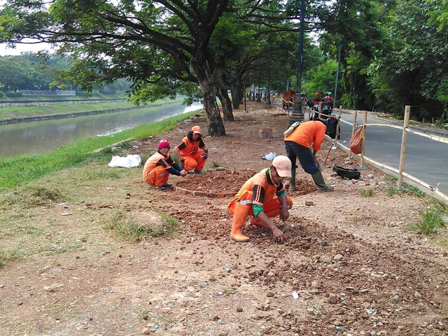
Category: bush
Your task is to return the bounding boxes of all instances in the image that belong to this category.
[0,92,4,98]
[5,92,23,98]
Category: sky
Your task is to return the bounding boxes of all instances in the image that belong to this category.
[0,42,50,56]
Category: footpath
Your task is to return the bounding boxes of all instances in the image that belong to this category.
[0,101,447,335]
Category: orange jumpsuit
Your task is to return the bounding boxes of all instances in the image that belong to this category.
[176,136,207,172]
[284,120,326,152]
[228,168,293,230]
[143,152,178,187]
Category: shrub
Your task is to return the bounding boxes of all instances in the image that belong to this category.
[5,92,23,98]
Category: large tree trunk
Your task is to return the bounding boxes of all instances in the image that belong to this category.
[217,87,234,121]
[195,60,226,136]
[230,78,243,109]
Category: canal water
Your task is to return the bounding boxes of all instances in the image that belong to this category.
[0,102,203,158]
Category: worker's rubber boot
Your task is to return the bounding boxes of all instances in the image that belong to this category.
[230,203,250,242]
[311,171,334,191]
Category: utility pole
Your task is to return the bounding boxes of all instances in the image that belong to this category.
[334,46,341,109]
[289,0,305,190]
[290,0,306,125]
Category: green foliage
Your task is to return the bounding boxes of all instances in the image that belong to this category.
[303,59,339,97]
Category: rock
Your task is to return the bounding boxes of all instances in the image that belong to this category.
[328,293,338,304]
[237,307,243,312]
[305,201,314,206]
[334,254,343,261]
[215,167,226,171]
[415,291,422,299]
[142,327,150,335]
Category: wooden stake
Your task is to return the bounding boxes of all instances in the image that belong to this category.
[324,105,343,165]
[361,111,368,167]
[398,106,411,189]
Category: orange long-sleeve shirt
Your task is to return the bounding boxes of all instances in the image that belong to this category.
[284,120,327,151]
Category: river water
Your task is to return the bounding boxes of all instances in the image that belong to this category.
[0,102,203,158]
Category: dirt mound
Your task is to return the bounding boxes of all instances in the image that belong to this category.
[176,169,257,193]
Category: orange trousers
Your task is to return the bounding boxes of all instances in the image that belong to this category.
[183,152,207,172]
[144,166,169,187]
[228,190,293,228]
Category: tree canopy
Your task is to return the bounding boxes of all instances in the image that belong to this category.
[1,0,447,125]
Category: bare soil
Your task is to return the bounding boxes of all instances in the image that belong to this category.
[1,101,448,336]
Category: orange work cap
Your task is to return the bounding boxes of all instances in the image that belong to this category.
[192,125,202,134]
[272,155,292,178]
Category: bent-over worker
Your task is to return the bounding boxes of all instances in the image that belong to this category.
[143,139,186,190]
[174,125,208,174]
[228,155,294,243]
[284,119,334,191]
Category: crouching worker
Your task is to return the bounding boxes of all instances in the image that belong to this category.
[143,139,186,190]
[228,155,294,243]
[174,125,208,174]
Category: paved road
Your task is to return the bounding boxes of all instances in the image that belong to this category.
[325,110,448,198]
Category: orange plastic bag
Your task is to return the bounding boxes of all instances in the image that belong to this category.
[349,126,364,154]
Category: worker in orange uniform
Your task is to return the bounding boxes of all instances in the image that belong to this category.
[284,119,334,191]
[174,125,208,174]
[143,139,186,190]
[228,155,294,243]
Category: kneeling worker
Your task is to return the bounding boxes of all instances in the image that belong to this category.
[143,139,186,190]
[228,155,294,243]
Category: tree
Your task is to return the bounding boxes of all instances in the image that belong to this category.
[1,0,300,135]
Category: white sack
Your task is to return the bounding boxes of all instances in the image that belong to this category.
[108,154,141,168]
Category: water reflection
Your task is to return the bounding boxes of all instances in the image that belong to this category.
[0,102,203,158]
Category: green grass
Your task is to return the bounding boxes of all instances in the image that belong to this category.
[412,209,446,234]
[411,198,448,235]
[386,181,424,197]
[359,189,374,197]
[106,210,180,242]
[0,248,21,268]
[0,110,199,192]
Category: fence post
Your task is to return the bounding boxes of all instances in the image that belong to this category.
[361,111,368,167]
[336,105,342,139]
[398,106,411,189]
[349,111,358,159]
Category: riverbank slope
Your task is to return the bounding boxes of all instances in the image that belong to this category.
[1,101,447,335]
[0,98,182,123]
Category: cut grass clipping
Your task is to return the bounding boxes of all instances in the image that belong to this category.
[106,210,180,242]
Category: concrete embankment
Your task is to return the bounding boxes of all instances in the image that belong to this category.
[0,103,168,125]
